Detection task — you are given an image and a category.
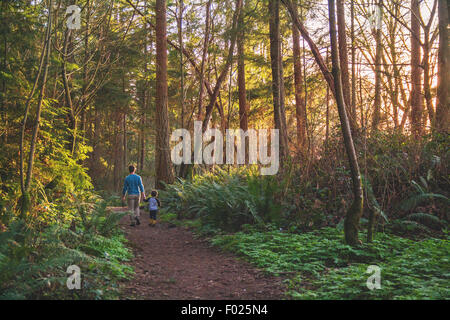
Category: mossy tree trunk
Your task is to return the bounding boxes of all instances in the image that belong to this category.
[328,0,364,246]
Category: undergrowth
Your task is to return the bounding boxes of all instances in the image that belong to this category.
[211,227,449,300]
[0,198,133,300]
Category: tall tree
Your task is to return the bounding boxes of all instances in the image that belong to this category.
[269,0,289,160]
[237,0,248,134]
[371,0,383,133]
[20,0,52,215]
[237,0,249,162]
[435,0,449,133]
[336,0,356,132]
[197,0,212,121]
[292,0,307,152]
[328,0,364,246]
[177,0,185,128]
[410,0,423,136]
[350,0,357,131]
[155,0,174,189]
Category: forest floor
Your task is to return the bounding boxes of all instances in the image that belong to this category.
[111,207,287,300]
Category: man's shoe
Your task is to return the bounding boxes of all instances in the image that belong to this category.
[130,223,136,227]
[135,217,141,225]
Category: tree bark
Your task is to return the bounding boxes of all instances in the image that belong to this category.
[177,0,185,128]
[336,0,356,132]
[435,0,449,133]
[350,0,357,130]
[237,3,248,133]
[20,2,52,215]
[269,0,289,160]
[371,0,383,133]
[328,0,364,246]
[410,0,423,136]
[197,0,212,121]
[292,0,307,152]
[155,0,174,189]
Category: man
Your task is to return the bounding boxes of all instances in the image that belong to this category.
[122,165,145,226]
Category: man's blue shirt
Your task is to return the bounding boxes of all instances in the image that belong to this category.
[122,174,145,196]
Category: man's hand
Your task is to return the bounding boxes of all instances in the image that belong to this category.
[122,196,126,202]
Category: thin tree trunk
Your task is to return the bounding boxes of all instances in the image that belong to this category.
[237,3,248,133]
[20,2,52,215]
[350,0,357,130]
[177,0,185,128]
[123,113,127,168]
[197,0,212,121]
[337,0,356,133]
[372,0,383,133]
[155,0,174,189]
[435,0,449,133]
[292,0,307,152]
[328,0,364,246]
[269,0,289,160]
[237,3,249,162]
[410,0,423,136]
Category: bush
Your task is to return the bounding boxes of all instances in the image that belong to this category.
[161,167,282,232]
[0,199,133,300]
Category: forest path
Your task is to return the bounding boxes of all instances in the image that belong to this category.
[111,207,287,300]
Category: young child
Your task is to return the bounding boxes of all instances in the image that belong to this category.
[144,190,161,226]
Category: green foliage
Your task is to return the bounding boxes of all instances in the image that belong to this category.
[161,167,282,232]
[211,227,450,300]
[406,213,447,231]
[291,237,450,300]
[398,179,449,212]
[0,200,133,300]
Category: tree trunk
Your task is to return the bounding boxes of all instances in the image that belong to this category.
[269,0,289,160]
[371,0,383,133]
[410,0,423,136]
[328,0,364,246]
[177,0,185,128]
[155,0,175,189]
[435,0,449,133]
[292,0,307,152]
[336,0,356,132]
[238,4,248,134]
[237,4,249,162]
[20,2,52,215]
[123,113,127,169]
[197,0,212,121]
[350,0,357,130]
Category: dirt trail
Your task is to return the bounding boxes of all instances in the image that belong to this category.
[113,208,286,300]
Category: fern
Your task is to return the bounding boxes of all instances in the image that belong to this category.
[406,213,446,231]
[398,179,450,212]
